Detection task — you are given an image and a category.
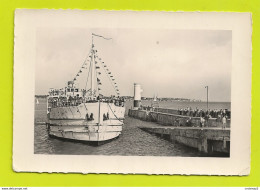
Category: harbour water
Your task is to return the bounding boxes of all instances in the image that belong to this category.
[34,98,230,156]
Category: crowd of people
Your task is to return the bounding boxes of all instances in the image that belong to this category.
[141,106,230,129]
[176,107,230,129]
[48,95,125,108]
[177,107,231,119]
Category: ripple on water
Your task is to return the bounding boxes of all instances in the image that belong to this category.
[34,116,202,157]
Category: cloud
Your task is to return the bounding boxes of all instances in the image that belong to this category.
[36,28,231,102]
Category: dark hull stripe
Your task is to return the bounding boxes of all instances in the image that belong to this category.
[49,118,125,121]
[49,124,124,127]
[48,134,120,146]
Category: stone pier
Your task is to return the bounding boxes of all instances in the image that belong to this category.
[129,109,230,155]
[140,126,230,154]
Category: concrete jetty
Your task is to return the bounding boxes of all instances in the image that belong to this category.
[139,125,230,155]
[129,109,230,155]
[128,109,230,128]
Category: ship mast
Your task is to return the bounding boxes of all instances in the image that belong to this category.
[90,35,95,100]
[90,33,112,100]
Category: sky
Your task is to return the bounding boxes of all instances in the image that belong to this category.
[36,28,232,102]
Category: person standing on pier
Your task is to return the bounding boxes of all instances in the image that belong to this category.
[222,115,227,129]
[200,116,205,128]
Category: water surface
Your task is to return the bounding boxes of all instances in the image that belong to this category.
[34,98,230,156]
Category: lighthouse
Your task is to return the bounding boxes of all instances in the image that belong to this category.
[133,83,143,109]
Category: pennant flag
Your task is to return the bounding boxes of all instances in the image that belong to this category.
[108,72,111,74]
[74,78,76,81]
[114,82,117,84]
[79,70,82,73]
[98,88,101,90]
[98,82,102,85]
[95,50,97,52]
[116,89,119,91]
[95,61,98,64]
[98,72,101,75]
[96,66,100,69]
[97,78,100,82]
[77,74,79,76]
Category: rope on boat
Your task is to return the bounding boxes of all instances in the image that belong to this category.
[76,106,82,117]
[107,103,124,122]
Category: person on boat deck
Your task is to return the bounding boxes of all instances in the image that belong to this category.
[103,113,107,120]
[90,113,94,120]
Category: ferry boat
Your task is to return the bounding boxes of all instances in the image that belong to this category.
[46,33,125,145]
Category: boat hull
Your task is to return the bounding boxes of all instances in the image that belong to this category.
[47,102,125,144]
[47,123,122,142]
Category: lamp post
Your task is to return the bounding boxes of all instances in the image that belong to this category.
[205,86,208,111]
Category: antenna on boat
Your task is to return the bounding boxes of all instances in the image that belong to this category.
[90,33,112,100]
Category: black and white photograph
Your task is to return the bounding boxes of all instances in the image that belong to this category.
[13,10,251,175]
[35,28,231,157]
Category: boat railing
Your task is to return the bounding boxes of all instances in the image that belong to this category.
[48,97,125,108]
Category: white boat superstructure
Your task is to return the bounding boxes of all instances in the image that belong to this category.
[46,33,125,145]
